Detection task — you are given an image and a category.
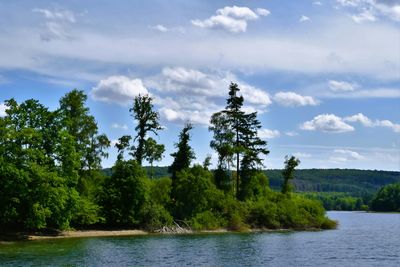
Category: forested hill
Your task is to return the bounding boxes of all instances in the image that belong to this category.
[103,167,400,195]
[266,169,400,195]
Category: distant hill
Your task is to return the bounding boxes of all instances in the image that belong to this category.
[266,169,400,195]
[102,167,400,196]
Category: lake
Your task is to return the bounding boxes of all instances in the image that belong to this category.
[0,211,399,266]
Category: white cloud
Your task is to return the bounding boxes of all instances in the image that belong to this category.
[256,8,271,16]
[285,131,299,136]
[352,9,377,23]
[274,92,319,107]
[293,152,312,158]
[191,6,267,33]
[344,112,400,133]
[259,129,280,139]
[111,123,128,130]
[344,113,374,126]
[91,76,149,105]
[337,0,400,22]
[328,80,357,91]
[33,8,77,41]
[149,24,184,33]
[148,67,271,106]
[217,6,259,20]
[300,15,311,22]
[333,149,365,160]
[301,114,355,133]
[146,67,271,125]
[313,1,323,5]
[33,8,76,23]
[0,103,8,117]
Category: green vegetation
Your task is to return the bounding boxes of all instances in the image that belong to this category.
[303,192,368,211]
[267,169,400,195]
[370,183,400,212]
[0,85,336,233]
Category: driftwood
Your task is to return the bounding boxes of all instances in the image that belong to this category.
[154,220,192,234]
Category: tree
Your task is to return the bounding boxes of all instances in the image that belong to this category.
[209,83,269,199]
[115,135,132,161]
[370,183,400,212]
[144,137,165,178]
[100,160,148,226]
[281,156,300,194]
[169,123,196,179]
[129,94,162,165]
[59,89,110,172]
[0,98,80,230]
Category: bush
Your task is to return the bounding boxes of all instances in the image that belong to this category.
[189,211,227,230]
[370,183,400,212]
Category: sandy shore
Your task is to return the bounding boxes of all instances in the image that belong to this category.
[26,230,148,240]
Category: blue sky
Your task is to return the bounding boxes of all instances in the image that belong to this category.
[0,0,399,170]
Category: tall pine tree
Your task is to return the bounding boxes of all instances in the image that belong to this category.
[209,83,269,199]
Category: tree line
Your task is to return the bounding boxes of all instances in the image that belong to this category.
[0,83,336,232]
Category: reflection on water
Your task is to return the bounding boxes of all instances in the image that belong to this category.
[0,212,399,266]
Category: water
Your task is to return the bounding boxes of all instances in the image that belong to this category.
[0,212,399,266]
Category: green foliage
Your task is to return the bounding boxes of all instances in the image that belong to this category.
[246,192,337,230]
[169,123,196,179]
[189,211,227,230]
[266,169,400,195]
[281,156,300,194]
[144,137,165,178]
[209,83,269,199]
[0,89,338,233]
[59,89,109,172]
[172,165,222,220]
[129,94,162,165]
[100,160,148,226]
[303,192,366,211]
[370,183,400,212]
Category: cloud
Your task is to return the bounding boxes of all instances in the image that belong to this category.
[0,103,8,117]
[328,80,358,91]
[191,6,268,33]
[285,131,299,136]
[91,76,149,105]
[344,113,374,126]
[301,114,355,133]
[111,123,128,130]
[293,152,312,158]
[337,0,400,22]
[148,67,271,105]
[344,113,400,132]
[332,149,365,160]
[146,67,271,125]
[313,1,323,5]
[258,129,280,139]
[274,92,319,107]
[352,9,377,23]
[300,15,311,22]
[33,8,77,41]
[321,87,400,98]
[149,24,184,33]
[256,8,271,16]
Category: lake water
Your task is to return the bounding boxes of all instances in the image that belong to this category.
[1,211,399,266]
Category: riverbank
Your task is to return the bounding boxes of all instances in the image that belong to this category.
[0,226,332,242]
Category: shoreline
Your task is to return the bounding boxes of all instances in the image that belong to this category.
[0,227,326,242]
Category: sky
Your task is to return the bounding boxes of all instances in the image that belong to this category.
[0,0,399,170]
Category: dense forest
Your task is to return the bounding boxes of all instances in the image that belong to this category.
[0,83,337,232]
[114,167,398,211]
